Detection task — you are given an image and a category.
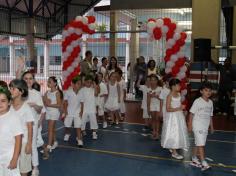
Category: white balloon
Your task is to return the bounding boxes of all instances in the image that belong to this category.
[165,67,171,73]
[68,27,74,34]
[180,65,187,73]
[147,21,156,30]
[181,89,188,96]
[166,43,172,49]
[82,16,88,24]
[156,19,164,28]
[161,25,169,34]
[67,45,73,53]
[62,30,68,37]
[167,39,176,46]
[88,23,96,31]
[173,33,181,40]
[147,28,154,35]
[181,96,186,102]
[177,51,185,58]
[75,16,83,21]
[67,66,74,73]
[166,61,175,68]
[170,55,178,62]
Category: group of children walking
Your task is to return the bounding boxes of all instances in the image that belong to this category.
[138,74,214,171]
[0,68,214,176]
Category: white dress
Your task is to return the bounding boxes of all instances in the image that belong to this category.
[45,90,60,120]
[104,82,119,111]
[161,95,189,150]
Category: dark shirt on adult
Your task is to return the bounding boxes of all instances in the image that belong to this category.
[134,63,147,84]
[215,64,234,91]
[80,59,92,76]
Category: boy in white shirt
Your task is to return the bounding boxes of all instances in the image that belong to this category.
[0,86,23,176]
[63,76,84,147]
[188,81,214,171]
[80,75,99,140]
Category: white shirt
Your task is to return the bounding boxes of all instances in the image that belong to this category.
[139,85,151,110]
[100,66,107,79]
[11,103,34,143]
[99,82,108,97]
[118,79,126,101]
[0,110,23,165]
[190,97,213,131]
[159,86,170,112]
[80,87,96,113]
[26,89,44,121]
[64,88,83,117]
[45,90,60,113]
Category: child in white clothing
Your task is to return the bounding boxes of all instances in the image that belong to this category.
[147,74,162,139]
[117,69,126,121]
[104,71,121,125]
[95,73,108,128]
[137,75,151,129]
[9,79,34,176]
[80,75,99,140]
[161,78,189,160]
[188,82,214,171]
[63,76,84,147]
[43,76,63,159]
[0,86,23,176]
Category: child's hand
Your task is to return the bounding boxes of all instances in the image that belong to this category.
[8,158,17,170]
[25,143,32,154]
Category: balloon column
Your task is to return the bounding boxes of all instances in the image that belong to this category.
[147,18,188,105]
[62,16,96,90]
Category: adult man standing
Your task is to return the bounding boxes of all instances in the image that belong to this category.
[80,50,93,76]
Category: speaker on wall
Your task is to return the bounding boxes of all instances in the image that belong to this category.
[193,38,211,62]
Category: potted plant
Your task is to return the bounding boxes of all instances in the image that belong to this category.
[96,23,107,41]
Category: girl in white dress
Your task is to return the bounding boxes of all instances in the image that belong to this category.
[43,76,63,160]
[117,69,126,121]
[147,74,162,140]
[161,78,189,160]
[104,71,121,124]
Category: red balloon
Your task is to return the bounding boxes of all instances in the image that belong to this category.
[176,39,185,46]
[172,66,180,75]
[163,18,171,26]
[169,23,177,31]
[87,16,96,23]
[166,30,174,40]
[166,49,173,57]
[153,27,162,40]
[181,32,187,40]
[148,18,156,22]
[164,56,170,62]
[176,58,185,67]
[172,45,180,53]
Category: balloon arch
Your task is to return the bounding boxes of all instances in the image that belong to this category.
[61,16,96,90]
[147,17,188,105]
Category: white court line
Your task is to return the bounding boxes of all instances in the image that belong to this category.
[42,126,64,136]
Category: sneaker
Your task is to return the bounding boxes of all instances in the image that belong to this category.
[92,132,98,140]
[172,153,184,160]
[201,160,211,171]
[76,139,84,147]
[190,156,202,168]
[103,121,108,129]
[31,169,39,176]
[115,120,119,125]
[64,134,70,142]
[51,141,58,150]
[169,149,173,154]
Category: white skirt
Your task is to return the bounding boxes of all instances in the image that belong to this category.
[161,111,189,150]
[105,97,119,111]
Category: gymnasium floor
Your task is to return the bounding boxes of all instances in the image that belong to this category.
[39,120,236,176]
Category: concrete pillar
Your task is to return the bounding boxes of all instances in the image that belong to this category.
[44,41,49,78]
[232,6,236,64]
[129,18,139,93]
[125,25,130,81]
[192,0,221,62]
[109,11,118,57]
[26,17,37,72]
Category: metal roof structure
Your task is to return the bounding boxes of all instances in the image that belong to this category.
[0,0,101,39]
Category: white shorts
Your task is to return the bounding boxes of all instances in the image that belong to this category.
[119,101,126,114]
[45,110,60,121]
[193,130,208,146]
[81,113,98,130]
[142,109,151,119]
[0,164,20,176]
[150,104,160,112]
[19,143,32,173]
[64,115,82,128]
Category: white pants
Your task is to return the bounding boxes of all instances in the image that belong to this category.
[193,130,208,146]
[0,164,20,176]
[64,115,82,128]
[32,120,39,167]
[81,113,98,130]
